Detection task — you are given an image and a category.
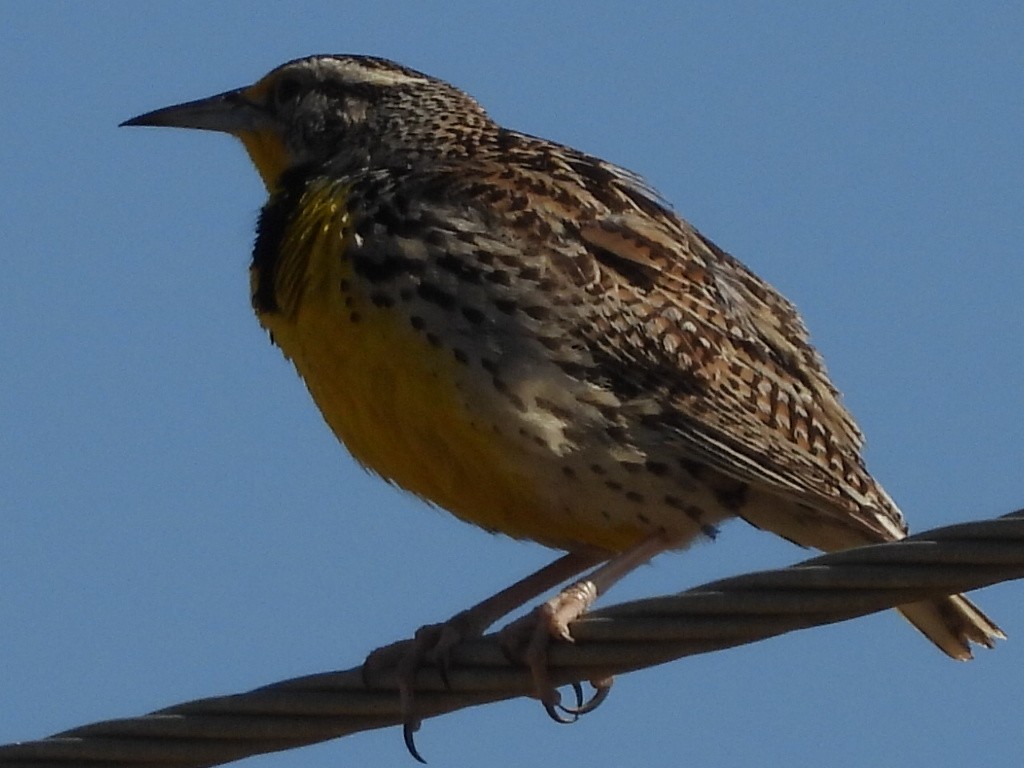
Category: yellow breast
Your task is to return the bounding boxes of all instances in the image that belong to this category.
[251,180,613,549]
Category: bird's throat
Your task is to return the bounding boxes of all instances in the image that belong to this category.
[238,131,291,192]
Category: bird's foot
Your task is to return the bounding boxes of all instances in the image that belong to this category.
[498,579,614,722]
[363,609,487,763]
[359,551,610,760]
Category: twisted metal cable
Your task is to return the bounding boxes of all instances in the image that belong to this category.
[3,509,1022,768]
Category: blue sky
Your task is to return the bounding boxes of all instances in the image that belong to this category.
[3,3,1023,766]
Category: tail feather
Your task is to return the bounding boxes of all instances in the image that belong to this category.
[734,490,1006,657]
[898,594,1005,660]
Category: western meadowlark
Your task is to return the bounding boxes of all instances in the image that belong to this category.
[123,53,1003,741]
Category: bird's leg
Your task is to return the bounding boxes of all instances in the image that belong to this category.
[362,551,603,762]
[402,551,603,678]
[499,530,676,719]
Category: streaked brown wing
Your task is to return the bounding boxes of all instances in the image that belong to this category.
[410,141,906,541]
[571,205,907,541]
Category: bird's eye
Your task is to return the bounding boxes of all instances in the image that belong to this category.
[272,76,302,108]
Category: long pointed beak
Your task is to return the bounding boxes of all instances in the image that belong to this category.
[121,87,271,134]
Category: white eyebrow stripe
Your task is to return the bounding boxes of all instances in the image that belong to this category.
[315,58,432,88]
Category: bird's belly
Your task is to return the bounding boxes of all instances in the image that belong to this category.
[256,258,733,554]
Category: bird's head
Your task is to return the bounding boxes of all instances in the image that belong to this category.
[122,55,493,192]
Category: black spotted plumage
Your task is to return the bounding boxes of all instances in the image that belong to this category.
[125,53,1003,673]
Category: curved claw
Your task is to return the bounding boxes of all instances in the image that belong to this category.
[544,697,578,724]
[368,624,461,765]
[398,666,425,761]
[561,681,585,714]
[544,681,584,723]
[558,678,613,716]
[404,720,428,764]
[544,678,612,721]
[570,681,585,710]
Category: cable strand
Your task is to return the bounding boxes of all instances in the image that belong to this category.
[2,508,1021,768]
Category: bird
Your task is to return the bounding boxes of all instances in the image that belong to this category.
[123,53,1003,747]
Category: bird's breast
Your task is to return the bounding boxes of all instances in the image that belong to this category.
[249,178,731,554]
[249,181,630,550]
